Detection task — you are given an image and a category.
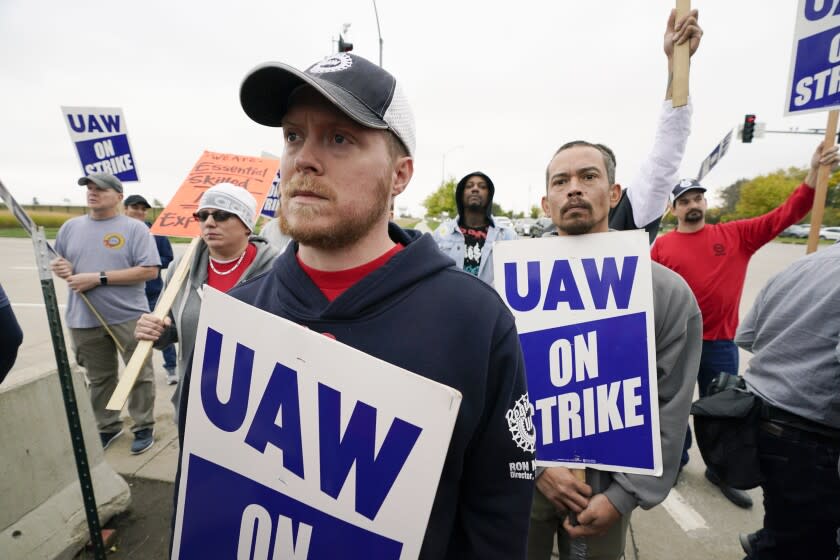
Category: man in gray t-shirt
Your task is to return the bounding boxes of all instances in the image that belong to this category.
[51,172,161,455]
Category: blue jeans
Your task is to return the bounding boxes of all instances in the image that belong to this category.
[746,423,840,559]
[146,292,176,370]
[682,340,740,466]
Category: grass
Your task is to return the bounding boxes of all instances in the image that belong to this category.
[0,227,60,239]
[776,236,836,245]
[0,227,194,243]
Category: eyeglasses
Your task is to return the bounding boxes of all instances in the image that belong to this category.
[192,210,235,222]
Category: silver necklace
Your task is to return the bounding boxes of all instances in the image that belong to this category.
[208,248,247,276]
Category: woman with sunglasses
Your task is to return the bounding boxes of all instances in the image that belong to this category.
[134,183,280,412]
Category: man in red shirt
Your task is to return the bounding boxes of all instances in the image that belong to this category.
[651,141,838,508]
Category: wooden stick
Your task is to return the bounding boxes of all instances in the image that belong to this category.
[806,109,839,254]
[671,0,691,107]
[79,292,125,353]
[106,237,201,411]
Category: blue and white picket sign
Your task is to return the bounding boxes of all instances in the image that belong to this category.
[173,288,462,560]
[493,230,661,476]
[786,0,840,115]
[696,130,733,182]
[260,151,281,218]
[60,106,139,181]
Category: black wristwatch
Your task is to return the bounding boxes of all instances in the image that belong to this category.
[99,271,108,286]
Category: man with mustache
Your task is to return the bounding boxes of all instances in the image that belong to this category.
[651,141,839,509]
[527,141,702,560]
[174,53,535,559]
[433,171,518,284]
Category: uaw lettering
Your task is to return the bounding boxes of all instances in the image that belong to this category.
[174,289,461,559]
[786,0,840,114]
[493,233,661,475]
[61,107,139,181]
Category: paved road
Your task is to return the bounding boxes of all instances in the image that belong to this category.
[0,237,818,559]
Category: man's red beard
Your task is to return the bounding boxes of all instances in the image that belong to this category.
[278,174,391,251]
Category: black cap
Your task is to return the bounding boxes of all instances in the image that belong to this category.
[670,178,706,205]
[240,53,416,156]
[124,194,151,209]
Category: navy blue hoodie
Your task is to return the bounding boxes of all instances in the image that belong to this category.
[175,224,534,559]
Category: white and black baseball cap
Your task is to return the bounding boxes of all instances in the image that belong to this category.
[239,53,416,157]
[670,178,707,205]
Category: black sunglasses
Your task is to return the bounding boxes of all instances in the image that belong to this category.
[192,209,235,222]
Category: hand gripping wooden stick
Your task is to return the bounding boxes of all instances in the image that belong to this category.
[671,0,691,108]
[106,237,201,411]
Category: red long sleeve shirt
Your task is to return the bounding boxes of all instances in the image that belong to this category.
[651,183,814,340]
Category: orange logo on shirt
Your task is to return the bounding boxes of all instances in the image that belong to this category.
[103,233,125,249]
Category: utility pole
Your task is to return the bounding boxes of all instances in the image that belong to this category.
[372,0,383,66]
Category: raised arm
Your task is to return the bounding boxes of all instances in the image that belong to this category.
[626,9,702,230]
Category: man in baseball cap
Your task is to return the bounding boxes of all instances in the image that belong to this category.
[52,174,160,455]
[652,141,840,509]
[78,172,123,193]
[669,178,706,206]
[173,53,534,559]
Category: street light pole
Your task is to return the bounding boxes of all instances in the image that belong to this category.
[372,0,383,66]
[441,145,464,184]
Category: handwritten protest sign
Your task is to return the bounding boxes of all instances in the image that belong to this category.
[151,151,279,237]
[173,288,462,560]
[61,106,139,182]
[493,231,661,475]
[786,0,840,115]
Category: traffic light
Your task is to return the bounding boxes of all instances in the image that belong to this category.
[742,114,756,143]
[338,35,353,53]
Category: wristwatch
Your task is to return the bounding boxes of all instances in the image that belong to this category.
[99,271,108,286]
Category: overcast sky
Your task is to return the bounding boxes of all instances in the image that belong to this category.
[0,0,832,216]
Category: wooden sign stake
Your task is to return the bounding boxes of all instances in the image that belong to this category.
[806,109,839,254]
[671,0,691,107]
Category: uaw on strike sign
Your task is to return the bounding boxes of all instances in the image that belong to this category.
[174,288,462,559]
[494,230,661,475]
[61,106,139,181]
[786,0,840,115]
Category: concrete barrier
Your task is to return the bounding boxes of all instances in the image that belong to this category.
[0,368,131,560]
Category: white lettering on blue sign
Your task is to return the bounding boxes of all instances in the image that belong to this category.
[548,330,598,388]
[200,327,423,521]
[93,139,116,159]
[534,377,644,444]
[83,154,134,175]
[503,256,638,312]
[237,504,312,560]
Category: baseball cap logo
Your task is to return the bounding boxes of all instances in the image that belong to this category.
[680,178,695,189]
[308,54,353,74]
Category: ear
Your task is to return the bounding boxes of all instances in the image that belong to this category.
[391,156,413,197]
[541,195,551,218]
[608,183,622,209]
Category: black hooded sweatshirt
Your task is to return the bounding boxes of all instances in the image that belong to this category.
[175,225,534,559]
[455,171,496,226]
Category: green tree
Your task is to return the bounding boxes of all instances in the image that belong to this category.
[735,167,805,218]
[529,205,542,219]
[717,178,747,221]
[422,178,457,217]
